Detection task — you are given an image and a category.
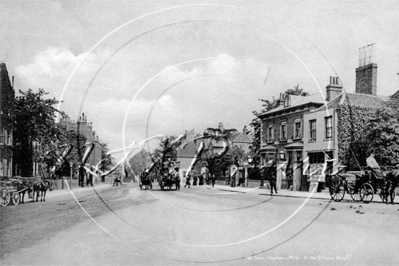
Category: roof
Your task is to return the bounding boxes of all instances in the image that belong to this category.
[231,131,252,144]
[392,90,399,99]
[326,92,390,109]
[257,94,324,117]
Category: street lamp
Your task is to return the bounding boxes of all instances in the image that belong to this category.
[69,161,73,190]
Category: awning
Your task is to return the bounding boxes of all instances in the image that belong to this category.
[259,145,277,151]
[285,142,303,149]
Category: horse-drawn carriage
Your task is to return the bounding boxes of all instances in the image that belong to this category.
[158,172,180,191]
[0,177,53,207]
[139,171,152,190]
[329,167,396,204]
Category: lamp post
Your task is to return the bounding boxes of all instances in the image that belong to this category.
[69,161,73,190]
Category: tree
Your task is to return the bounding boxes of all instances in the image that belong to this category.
[366,108,399,166]
[13,89,67,177]
[285,84,310,96]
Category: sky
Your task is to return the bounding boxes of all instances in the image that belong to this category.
[1,0,399,161]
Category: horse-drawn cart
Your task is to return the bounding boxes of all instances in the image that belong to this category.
[0,180,30,207]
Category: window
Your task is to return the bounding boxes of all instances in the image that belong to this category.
[310,120,317,141]
[280,122,287,141]
[325,116,333,139]
[267,124,274,143]
[294,119,302,139]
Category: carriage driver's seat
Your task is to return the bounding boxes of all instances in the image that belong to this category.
[367,167,384,180]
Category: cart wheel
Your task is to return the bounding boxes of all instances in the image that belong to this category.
[348,185,361,202]
[12,192,20,206]
[360,183,374,203]
[0,188,11,207]
[331,185,345,202]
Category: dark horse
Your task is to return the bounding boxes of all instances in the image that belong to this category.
[385,169,399,204]
[31,179,53,202]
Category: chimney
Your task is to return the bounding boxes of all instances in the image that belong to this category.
[326,76,343,101]
[356,43,377,95]
[279,93,285,107]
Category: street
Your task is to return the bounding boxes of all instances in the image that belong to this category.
[1,182,399,266]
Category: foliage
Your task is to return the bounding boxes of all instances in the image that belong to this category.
[336,105,399,168]
[126,149,152,176]
[97,142,112,171]
[13,89,67,176]
[366,108,399,166]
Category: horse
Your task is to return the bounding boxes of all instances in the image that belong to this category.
[385,169,399,204]
[31,179,53,202]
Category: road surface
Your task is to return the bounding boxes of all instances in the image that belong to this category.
[1,182,398,265]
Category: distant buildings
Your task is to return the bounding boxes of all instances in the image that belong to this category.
[59,113,102,167]
[177,123,253,178]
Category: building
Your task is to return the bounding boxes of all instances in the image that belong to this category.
[256,93,324,189]
[303,44,399,189]
[59,113,102,167]
[176,123,253,178]
[0,63,14,177]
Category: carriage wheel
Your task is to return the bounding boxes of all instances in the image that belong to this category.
[0,188,11,207]
[331,185,345,202]
[348,184,361,202]
[12,192,20,206]
[360,183,374,203]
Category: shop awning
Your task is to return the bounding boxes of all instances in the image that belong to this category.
[259,145,277,151]
[284,142,303,149]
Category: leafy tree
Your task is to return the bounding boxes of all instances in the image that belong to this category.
[366,108,399,166]
[285,84,310,96]
[13,89,67,177]
[126,149,152,177]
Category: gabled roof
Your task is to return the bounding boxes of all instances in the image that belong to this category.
[392,89,399,99]
[231,131,252,144]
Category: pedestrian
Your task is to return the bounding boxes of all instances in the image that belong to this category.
[268,160,277,195]
[193,175,198,186]
[211,174,216,187]
[184,174,191,188]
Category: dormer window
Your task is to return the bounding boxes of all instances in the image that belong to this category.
[284,95,291,107]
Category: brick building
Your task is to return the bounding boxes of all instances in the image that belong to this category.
[59,113,102,167]
[0,63,14,177]
[257,93,324,189]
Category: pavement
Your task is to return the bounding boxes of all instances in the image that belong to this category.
[191,183,334,200]
[45,181,114,199]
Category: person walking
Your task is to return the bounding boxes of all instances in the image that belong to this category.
[184,174,191,188]
[211,174,216,187]
[268,160,278,195]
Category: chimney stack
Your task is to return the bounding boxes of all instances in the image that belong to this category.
[326,76,343,101]
[356,43,377,95]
